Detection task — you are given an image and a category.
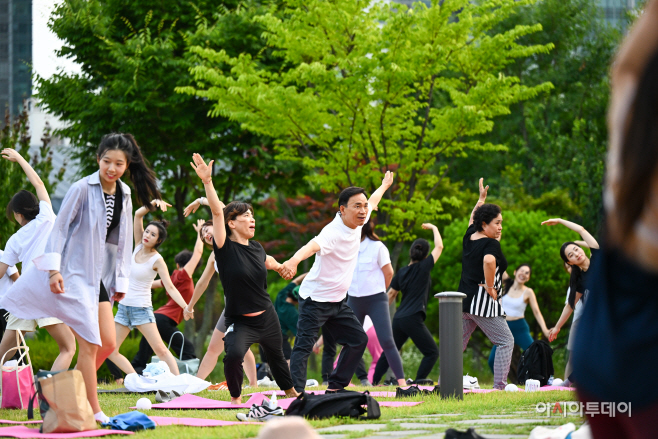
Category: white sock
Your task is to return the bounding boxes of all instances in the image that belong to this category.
[94,411,110,423]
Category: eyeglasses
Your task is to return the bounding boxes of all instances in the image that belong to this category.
[349,204,369,212]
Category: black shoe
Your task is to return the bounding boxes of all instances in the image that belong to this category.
[396,385,421,398]
[444,427,486,439]
[422,384,440,395]
[382,378,396,386]
[414,378,434,386]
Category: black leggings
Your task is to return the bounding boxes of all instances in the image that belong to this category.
[321,324,368,382]
[373,312,438,383]
[224,307,293,398]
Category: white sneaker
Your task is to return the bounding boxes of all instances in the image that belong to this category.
[306,379,319,387]
[463,374,480,390]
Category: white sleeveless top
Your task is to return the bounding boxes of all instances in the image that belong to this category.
[120,244,162,308]
[501,290,527,318]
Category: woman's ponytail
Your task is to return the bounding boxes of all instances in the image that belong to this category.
[123,134,161,207]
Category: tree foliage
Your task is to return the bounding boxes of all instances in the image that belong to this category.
[179,0,553,264]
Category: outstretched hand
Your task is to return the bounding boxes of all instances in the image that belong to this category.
[279,260,298,280]
[381,171,395,189]
[190,153,214,184]
[184,200,201,217]
[193,218,205,233]
[151,199,172,212]
[1,148,22,163]
[478,178,489,202]
[541,218,561,226]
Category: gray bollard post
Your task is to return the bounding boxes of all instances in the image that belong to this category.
[435,292,466,400]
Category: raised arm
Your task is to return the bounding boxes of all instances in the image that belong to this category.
[469,178,489,227]
[421,223,444,263]
[2,148,50,205]
[184,253,216,319]
[153,258,189,316]
[541,218,599,249]
[367,171,394,211]
[190,154,226,248]
[183,219,206,278]
[133,199,171,247]
[280,241,321,280]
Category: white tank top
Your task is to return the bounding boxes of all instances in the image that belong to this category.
[501,289,527,318]
[120,244,163,308]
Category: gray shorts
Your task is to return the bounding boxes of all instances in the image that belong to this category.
[215,310,227,333]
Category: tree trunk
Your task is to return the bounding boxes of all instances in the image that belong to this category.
[390,241,405,270]
[193,274,219,358]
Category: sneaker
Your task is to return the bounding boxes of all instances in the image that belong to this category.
[306,379,319,387]
[463,375,480,390]
[422,384,440,396]
[444,427,486,439]
[236,401,284,421]
[396,385,421,398]
[360,379,372,387]
[382,378,396,386]
[406,378,414,385]
[414,378,434,386]
[208,381,228,391]
[155,389,171,403]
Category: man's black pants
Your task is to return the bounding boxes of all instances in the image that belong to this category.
[290,297,367,392]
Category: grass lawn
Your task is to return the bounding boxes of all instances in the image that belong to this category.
[0,383,584,438]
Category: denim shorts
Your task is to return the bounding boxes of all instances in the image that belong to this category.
[114,304,156,330]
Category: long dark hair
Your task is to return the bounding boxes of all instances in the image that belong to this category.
[361,219,381,241]
[223,201,254,236]
[145,219,170,249]
[614,50,658,241]
[409,238,430,262]
[97,133,160,207]
[502,263,532,295]
[6,190,39,222]
[560,241,582,309]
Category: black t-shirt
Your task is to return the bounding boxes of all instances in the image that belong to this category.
[212,236,272,318]
[568,247,599,308]
[103,184,123,242]
[458,224,508,317]
[391,256,435,320]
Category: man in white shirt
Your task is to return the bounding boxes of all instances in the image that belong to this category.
[281,171,394,392]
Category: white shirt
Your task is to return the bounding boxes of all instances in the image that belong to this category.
[0,250,18,300]
[0,201,56,272]
[299,207,372,302]
[121,244,163,308]
[347,237,391,297]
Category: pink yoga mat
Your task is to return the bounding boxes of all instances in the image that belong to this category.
[148,416,261,427]
[274,397,423,410]
[0,426,133,438]
[539,386,576,391]
[0,420,44,425]
[133,393,266,410]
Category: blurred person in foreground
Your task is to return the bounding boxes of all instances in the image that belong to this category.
[572,1,658,437]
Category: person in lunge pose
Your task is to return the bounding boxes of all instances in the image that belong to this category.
[186,154,297,403]
[1,133,161,422]
[130,220,203,374]
[487,263,550,373]
[281,171,394,393]
[0,148,75,371]
[372,223,443,385]
[182,218,258,388]
[106,199,191,376]
[459,178,514,390]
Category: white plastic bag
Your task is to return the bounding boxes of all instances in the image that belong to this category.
[124,372,210,394]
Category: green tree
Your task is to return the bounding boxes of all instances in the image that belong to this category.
[0,108,65,250]
[179,0,553,265]
[456,0,623,232]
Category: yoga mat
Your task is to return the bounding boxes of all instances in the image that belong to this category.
[247,390,399,397]
[0,427,133,438]
[274,397,423,410]
[464,389,498,394]
[0,421,43,425]
[133,393,266,410]
[148,417,261,427]
[98,388,155,395]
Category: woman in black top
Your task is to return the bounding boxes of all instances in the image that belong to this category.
[186,154,298,404]
[459,179,514,390]
[373,223,443,384]
[541,218,599,345]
